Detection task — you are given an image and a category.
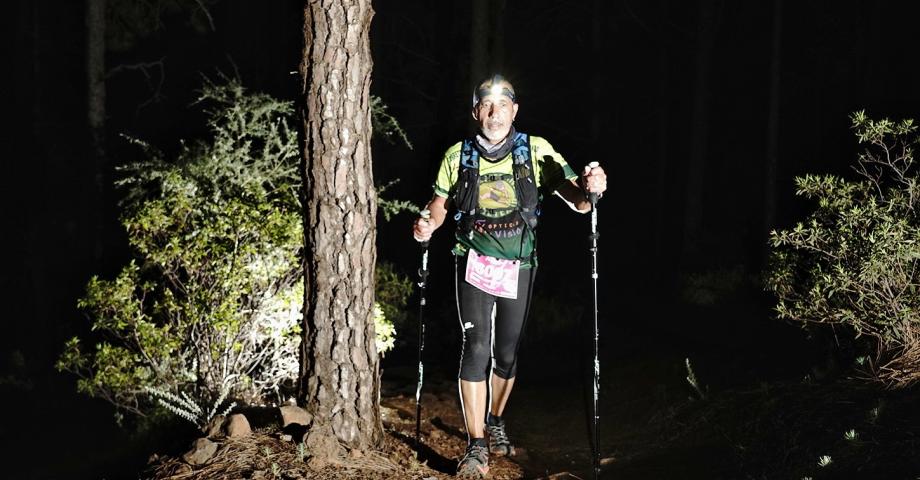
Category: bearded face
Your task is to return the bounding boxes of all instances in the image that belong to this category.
[473,91,518,143]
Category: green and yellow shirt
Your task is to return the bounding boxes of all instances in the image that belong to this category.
[433,135,576,267]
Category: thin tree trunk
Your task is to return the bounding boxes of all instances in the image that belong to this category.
[31,0,42,129]
[86,0,106,260]
[653,0,671,276]
[590,0,602,149]
[763,0,783,263]
[489,0,506,73]
[471,0,508,105]
[470,0,489,89]
[681,0,718,266]
[299,0,381,449]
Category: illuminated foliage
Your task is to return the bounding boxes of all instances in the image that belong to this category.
[766,112,920,387]
[58,78,412,419]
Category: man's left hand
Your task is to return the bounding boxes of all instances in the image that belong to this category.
[581,164,607,195]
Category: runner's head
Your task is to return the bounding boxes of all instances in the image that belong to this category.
[472,74,518,143]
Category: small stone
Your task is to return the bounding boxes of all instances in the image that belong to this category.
[202,414,226,438]
[307,456,327,470]
[279,433,293,442]
[280,405,313,427]
[182,437,218,465]
[349,449,364,459]
[379,406,397,421]
[226,413,251,438]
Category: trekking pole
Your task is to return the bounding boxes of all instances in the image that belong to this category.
[414,209,431,449]
[586,162,602,480]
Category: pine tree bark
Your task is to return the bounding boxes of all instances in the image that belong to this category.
[298,0,382,448]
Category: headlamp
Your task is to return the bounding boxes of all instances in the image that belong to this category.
[472,74,516,107]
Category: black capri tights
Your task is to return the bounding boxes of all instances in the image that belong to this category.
[455,255,536,382]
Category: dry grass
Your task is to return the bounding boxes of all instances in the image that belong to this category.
[143,432,432,480]
[141,389,526,480]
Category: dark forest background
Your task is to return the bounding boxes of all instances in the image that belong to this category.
[4,1,920,478]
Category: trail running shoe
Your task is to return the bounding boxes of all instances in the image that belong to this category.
[486,418,515,457]
[457,443,490,479]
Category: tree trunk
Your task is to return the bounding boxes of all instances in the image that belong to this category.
[653,0,671,276]
[681,0,718,266]
[470,0,508,87]
[470,0,489,89]
[86,0,106,261]
[298,0,381,449]
[763,0,783,264]
[488,0,506,73]
[30,0,42,129]
[590,0,602,149]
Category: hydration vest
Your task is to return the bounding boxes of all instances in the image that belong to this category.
[451,132,541,239]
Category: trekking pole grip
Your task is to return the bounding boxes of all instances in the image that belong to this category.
[587,161,600,206]
[419,209,431,249]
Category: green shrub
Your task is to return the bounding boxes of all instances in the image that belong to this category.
[58,77,414,420]
[766,111,920,387]
[374,261,414,352]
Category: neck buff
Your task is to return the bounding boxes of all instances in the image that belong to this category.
[474,126,517,161]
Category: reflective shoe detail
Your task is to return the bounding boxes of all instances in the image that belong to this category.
[486,419,515,457]
[457,443,490,479]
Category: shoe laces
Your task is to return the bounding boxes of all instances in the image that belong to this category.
[487,421,509,445]
[462,443,489,463]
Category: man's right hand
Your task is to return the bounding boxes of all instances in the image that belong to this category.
[412,196,447,242]
[413,215,434,242]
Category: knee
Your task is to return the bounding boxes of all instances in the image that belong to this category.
[459,341,491,382]
[492,354,517,379]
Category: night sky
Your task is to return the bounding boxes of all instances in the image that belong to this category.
[5,1,920,478]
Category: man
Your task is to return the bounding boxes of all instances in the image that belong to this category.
[412,74,607,479]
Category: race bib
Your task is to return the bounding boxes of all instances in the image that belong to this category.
[465,249,520,299]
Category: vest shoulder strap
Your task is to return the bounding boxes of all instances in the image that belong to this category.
[511,134,540,229]
[452,133,541,237]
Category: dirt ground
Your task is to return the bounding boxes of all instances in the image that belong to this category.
[142,357,920,480]
[143,374,532,480]
[380,384,529,480]
[140,300,920,480]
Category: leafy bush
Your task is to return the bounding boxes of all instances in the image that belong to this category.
[58,77,414,420]
[766,111,920,387]
[374,261,414,352]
